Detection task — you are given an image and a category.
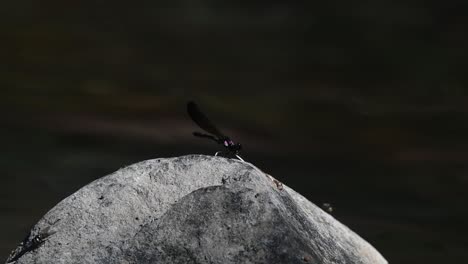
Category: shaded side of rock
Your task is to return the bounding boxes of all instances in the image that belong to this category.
[125,184,316,264]
[124,179,386,264]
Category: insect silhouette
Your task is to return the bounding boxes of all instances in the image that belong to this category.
[7,225,57,263]
[187,101,244,161]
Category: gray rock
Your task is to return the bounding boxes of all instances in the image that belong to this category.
[6,155,387,264]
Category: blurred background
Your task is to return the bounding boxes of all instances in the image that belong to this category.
[1,1,468,263]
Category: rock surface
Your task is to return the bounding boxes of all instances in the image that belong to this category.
[6,155,387,264]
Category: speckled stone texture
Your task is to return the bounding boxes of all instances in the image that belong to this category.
[6,155,387,264]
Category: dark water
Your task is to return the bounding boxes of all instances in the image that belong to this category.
[2,1,468,263]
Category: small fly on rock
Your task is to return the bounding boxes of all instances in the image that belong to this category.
[7,222,59,263]
[6,219,60,263]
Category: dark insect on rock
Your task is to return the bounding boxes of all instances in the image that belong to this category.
[6,225,57,263]
[187,101,244,161]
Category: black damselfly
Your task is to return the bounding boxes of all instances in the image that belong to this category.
[187,101,244,161]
